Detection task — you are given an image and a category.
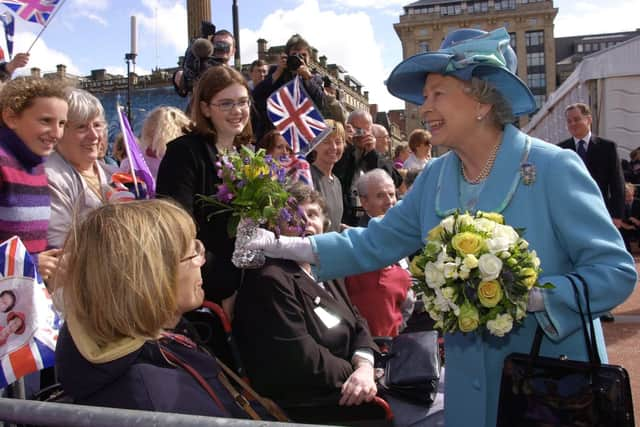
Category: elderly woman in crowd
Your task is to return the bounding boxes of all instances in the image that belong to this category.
[46,88,109,249]
[310,119,345,232]
[55,200,265,419]
[240,27,636,426]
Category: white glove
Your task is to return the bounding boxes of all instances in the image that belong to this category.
[244,228,316,264]
[527,287,545,312]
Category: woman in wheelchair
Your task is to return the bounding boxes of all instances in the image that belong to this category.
[53,200,274,419]
[234,183,378,413]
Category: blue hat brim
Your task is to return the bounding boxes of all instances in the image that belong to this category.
[386,52,537,117]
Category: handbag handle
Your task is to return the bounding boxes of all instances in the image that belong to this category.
[567,273,602,365]
[531,273,601,366]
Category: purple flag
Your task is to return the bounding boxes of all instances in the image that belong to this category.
[117,106,155,198]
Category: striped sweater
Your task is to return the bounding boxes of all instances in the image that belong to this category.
[0,127,50,256]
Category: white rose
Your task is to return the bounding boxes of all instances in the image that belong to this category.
[457,214,474,228]
[425,262,446,288]
[474,218,497,234]
[441,286,456,301]
[462,254,479,269]
[459,265,470,280]
[487,313,514,337]
[486,236,510,254]
[443,262,459,279]
[531,250,541,269]
[478,253,503,280]
[441,216,455,233]
[494,224,519,246]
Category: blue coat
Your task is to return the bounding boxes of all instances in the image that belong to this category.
[310,124,637,427]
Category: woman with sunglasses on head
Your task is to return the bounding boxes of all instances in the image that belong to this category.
[157,66,252,312]
[55,199,264,419]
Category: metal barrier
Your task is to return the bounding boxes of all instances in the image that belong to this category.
[0,397,334,427]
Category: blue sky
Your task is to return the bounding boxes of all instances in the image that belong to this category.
[3,0,639,110]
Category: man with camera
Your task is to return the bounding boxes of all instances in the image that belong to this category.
[173,23,236,98]
[252,34,329,142]
[333,110,403,226]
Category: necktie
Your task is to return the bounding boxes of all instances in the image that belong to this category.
[577,140,587,162]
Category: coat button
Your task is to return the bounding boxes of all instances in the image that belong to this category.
[472,379,481,390]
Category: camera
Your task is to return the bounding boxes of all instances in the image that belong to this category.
[287,54,304,71]
[354,127,366,137]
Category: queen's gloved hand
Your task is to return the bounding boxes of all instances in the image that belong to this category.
[241,226,316,264]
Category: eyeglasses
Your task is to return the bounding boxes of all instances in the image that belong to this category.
[70,121,106,135]
[209,99,251,112]
[180,239,205,266]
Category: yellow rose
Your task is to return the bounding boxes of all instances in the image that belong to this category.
[427,224,443,242]
[478,280,503,308]
[451,232,483,256]
[458,302,480,333]
[521,267,538,289]
[479,212,504,224]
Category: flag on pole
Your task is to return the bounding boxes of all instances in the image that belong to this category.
[1,0,59,26]
[267,76,330,155]
[0,236,60,388]
[0,12,13,59]
[117,106,155,198]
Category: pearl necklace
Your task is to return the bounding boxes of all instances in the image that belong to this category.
[461,141,502,184]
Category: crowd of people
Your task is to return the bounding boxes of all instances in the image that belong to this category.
[0,24,635,427]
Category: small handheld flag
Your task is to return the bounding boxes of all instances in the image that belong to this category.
[0,236,59,388]
[267,76,330,155]
[1,0,59,26]
[0,12,13,59]
[117,106,155,198]
[279,154,313,188]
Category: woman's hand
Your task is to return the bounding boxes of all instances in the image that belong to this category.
[339,361,377,406]
[38,248,62,285]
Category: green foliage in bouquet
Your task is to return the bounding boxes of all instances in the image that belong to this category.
[410,211,553,337]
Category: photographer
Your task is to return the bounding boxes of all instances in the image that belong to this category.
[173,23,235,97]
[252,34,328,142]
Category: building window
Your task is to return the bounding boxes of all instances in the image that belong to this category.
[525,30,544,47]
[584,43,591,52]
[533,94,546,109]
[576,44,583,53]
[494,0,516,10]
[526,52,545,66]
[418,28,428,36]
[527,73,546,88]
[468,1,489,13]
[419,41,430,52]
[509,32,517,52]
[441,3,462,15]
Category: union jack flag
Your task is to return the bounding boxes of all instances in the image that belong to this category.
[1,0,59,26]
[0,12,13,58]
[0,236,59,388]
[279,154,313,188]
[267,76,330,155]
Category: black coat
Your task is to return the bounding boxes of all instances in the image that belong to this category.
[333,144,403,225]
[233,258,376,402]
[558,136,625,218]
[156,132,240,302]
[55,322,249,419]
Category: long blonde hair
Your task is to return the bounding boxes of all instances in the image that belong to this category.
[59,199,195,346]
[141,106,192,157]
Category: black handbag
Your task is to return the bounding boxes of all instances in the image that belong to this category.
[377,330,441,404]
[497,273,634,427]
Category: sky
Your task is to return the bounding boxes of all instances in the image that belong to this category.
[3,0,639,111]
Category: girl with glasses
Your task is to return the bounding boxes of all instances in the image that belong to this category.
[157,66,252,314]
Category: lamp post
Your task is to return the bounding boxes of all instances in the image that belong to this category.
[126,16,138,123]
[232,0,240,70]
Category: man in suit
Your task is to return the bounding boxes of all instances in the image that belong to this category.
[559,102,626,321]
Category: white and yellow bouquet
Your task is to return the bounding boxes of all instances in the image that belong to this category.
[410,211,552,337]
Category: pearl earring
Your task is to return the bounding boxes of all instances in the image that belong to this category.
[476,115,483,121]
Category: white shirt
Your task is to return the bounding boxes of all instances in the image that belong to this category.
[403,153,429,170]
[573,131,592,151]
